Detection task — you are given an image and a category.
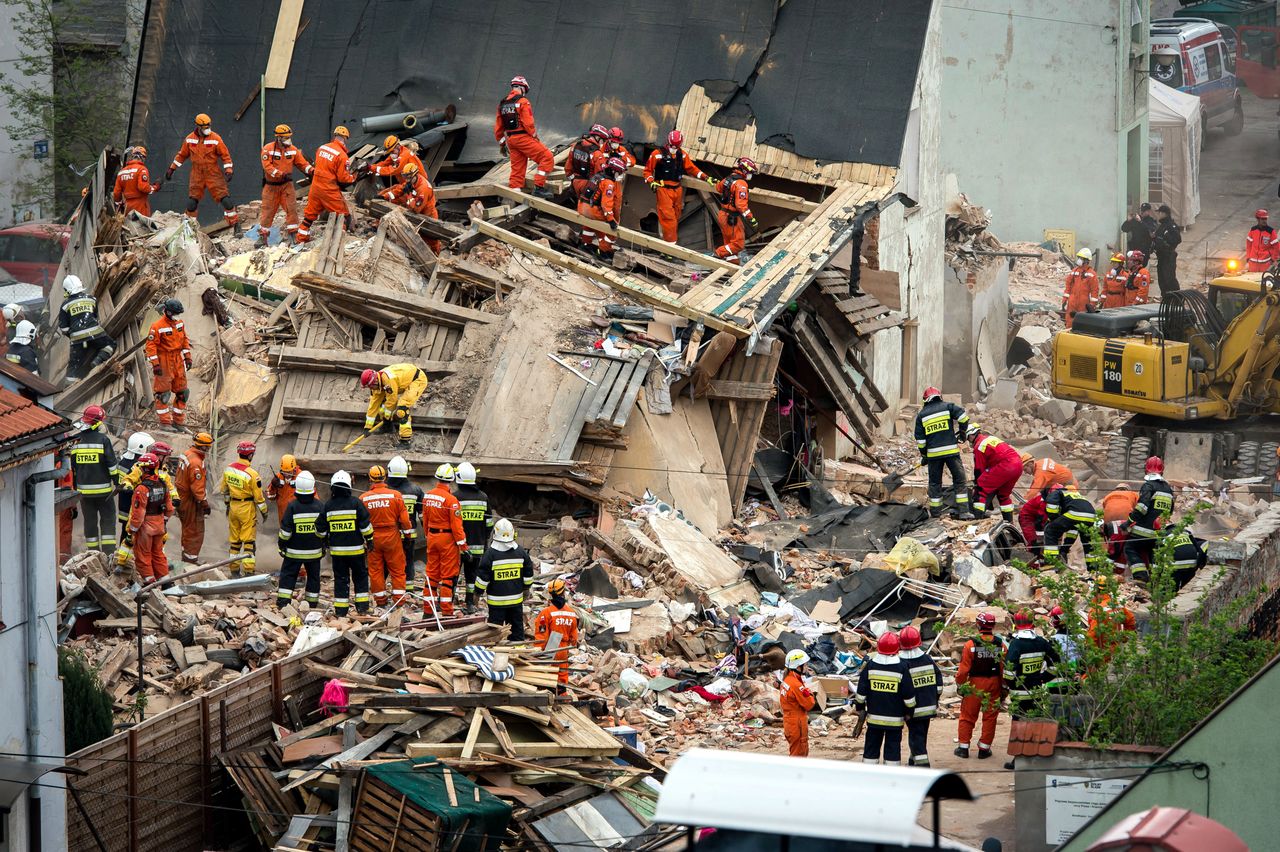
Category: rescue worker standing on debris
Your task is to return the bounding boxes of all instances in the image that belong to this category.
[1043,484,1097,562]
[495,75,554,197]
[854,632,916,766]
[220,440,267,575]
[954,612,1003,760]
[1124,251,1151,306]
[476,517,535,639]
[297,126,357,244]
[644,130,710,243]
[534,578,580,694]
[967,426,1022,522]
[1123,456,1174,583]
[360,363,428,445]
[176,432,212,563]
[914,386,973,519]
[58,274,115,380]
[453,461,492,612]
[70,405,118,555]
[780,649,817,757]
[265,454,299,522]
[379,162,441,253]
[568,125,610,200]
[577,156,627,259]
[167,113,238,231]
[361,464,413,608]
[116,440,178,567]
[712,157,760,265]
[258,123,313,246]
[323,470,374,616]
[145,298,192,427]
[387,456,425,596]
[113,147,161,216]
[422,464,467,616]
[1245,209,1279,272]
[6,321,38,374]
[277,470,323,609]
[1004,611,1058,719]
[1100,253,1126,309]
[898,625,941,767]
[1061,248,1097,329]
[125,452,172,582]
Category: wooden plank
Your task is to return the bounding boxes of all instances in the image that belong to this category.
[276,711,353,748]
[345,692,551,709]
[291,271,495,328]
[623,165,818,213]
[280,399,464,429]
[704,379,775,401]
[264,0,306,88]
[335,722,356,852]
[269,346,458,376]
[609,352,654,428]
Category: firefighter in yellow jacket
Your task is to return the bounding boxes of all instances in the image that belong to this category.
[219,440,268,574]
[359,363,429,444]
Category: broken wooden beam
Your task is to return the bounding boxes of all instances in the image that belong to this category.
[290,271,495,328]
[705,379,776,401]
[623,165,820,213]
[366,199,465,241]
[345,692,552,710]
[281,398,464,430]
[268,346,458,377]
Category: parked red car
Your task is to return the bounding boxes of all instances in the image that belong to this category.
[0,223,70,293]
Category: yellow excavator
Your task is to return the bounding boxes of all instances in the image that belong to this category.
[1050,270,1280,480]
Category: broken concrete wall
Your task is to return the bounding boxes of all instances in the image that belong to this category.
[1175,505,1280,638]
[942,258,1009,400]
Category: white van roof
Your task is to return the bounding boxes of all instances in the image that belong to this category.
[1151,18,1223,43]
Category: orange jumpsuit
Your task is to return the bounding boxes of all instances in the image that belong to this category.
[643,146,707,243]
[1123,266,1150,306]
[57,467,74,563]
[373,145,425,182]
[265,471,296,522]
[298,139,356,243]
[609,141,636,170]
[1088,594,1135,660]
[1028,458,1078,494]
[1100,267,1126,309]
[421,482,466,616]
[534,602,580,685]
[955,633,1003,751]
[780,669,816,756]
[379,173,441,253]
[1246,223,1280,272]
[259,140,312,239]
[568,137,607,200]
[1061,265,1098,329]
[494,89,554,190]
[113,162,159,216]
[576,173,621,255]
[128,472,173,582]
[145,315,192,426]
[175,445,209,563]
[713,174,753,264]
[1101,489,1140,525]
[170,131,236,225]
[360,482,412,606]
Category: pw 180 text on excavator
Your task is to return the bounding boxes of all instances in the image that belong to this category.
[1050,269,1280,481]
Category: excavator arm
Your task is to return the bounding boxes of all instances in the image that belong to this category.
[1212,289,1280,414]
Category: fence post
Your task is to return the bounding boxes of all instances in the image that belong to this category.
[271,662,285,725]
[200,696,214,838]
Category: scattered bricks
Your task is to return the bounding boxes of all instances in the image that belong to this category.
[1036,398,1077,426]
[988,377,1020,411]
[558,516,581,542]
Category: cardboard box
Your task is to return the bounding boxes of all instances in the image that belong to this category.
[813,676,852,709]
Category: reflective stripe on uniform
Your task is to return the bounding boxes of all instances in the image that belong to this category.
[486,592,525,605]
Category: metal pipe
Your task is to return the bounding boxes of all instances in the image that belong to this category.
[361,105,457,134]
[24,462,63,818]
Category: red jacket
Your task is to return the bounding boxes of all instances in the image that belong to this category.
[1246,223,1280,268]
[973,433,1022,477]
[1019,493,1048,543]
[494,89,537,140]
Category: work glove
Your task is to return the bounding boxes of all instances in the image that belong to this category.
[166,167,175,180]
[393,406,408,423]
[648,181,662,191]
[223,500,230,514]
[278,546,287,559]
[259,506,269,520]
[363,535,375,551]
[184,357,193,370]
[70,507,78,520]
[201,500,211,517]
[706,177,717,187]
[152,364,163,377]
[749,216,759,228]
[122,531,134,546]
[151,180,163,193]
[499,142,508,157]
[162,532,169,544]
[224,168,234,183]
[364,416,377,430]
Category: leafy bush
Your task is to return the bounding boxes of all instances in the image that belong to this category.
[59,647,114,753]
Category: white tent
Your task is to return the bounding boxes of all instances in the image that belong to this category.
[1149,81,1202,226]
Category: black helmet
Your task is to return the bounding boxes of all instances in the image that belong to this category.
[163,298,184,316]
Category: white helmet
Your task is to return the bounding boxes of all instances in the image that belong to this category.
[785,649,810,670]
[434,462,455,482]
[126,431,155,455]
[62,274,85,296]
[388,455,409,478]
[1075,247,1093,262]
[12,320,36,345]
[455,461,477,485]
[331,470,352,488]
[295,470,316,495]
[2,304,21,322]
[493,517,516,544]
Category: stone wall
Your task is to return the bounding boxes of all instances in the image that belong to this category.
[1171,504,1280,637]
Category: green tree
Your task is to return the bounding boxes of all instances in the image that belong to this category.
[59,647,114,752]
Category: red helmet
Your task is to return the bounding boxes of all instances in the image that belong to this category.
[82,404,105,426]
[876,632,901,655]
[236,440,256,458]
[589,123,609,140]
[1257,208,1269,219]
[1014,610,1033,629]
[898,625,922,650]
[667,130,684,148]
[1126,250,1145,264]
[510,75,529,90]
[605,156,627,174]
[922,386,941,402]
[360,369,378,388]
[137,452,158,471]
[609,126,624,142]
[1145,455,1164,475]
[1049,605,1066,625]
[976,612,997,631]
[735,156,759,174]
[151,441,173,460]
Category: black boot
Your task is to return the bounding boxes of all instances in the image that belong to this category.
[531,185,552,199]
[977,747,993,759]
[954,745,970,758]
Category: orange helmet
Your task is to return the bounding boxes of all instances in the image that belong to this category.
[333,125,350,138]
[368,464,387,483]
[130,146,148,161]
[280,454,298,473]
[274,123,292,136]
[548,578,567,597]
[192,432,213,449]
[383,134,399,150]
[194,113,212,127]
[402,162,420,178]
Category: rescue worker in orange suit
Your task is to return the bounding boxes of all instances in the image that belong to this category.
[1100,253,1127,309]
[568,125,609,201]
[1246,208,1280,272]
[854,632,916,765]
[113,147,161,216]
[494,75,554,198]
[379,162,441,254]
[220,440,268,575]
[1025,455,1078,495]
[713,157,760,264]
[167,113,238,231]
[175,432,212,564]
[361,464,413,608]
[258,123,313,247]
[1087,575,1135,658]
[421,463,467,617]
[145,298,192,427]
[954,611,1003,759]
[125,452,173,582]
[1061,247,1098,329]
[56,456,75,563]
[373,135,425,185]
[577,156,626,259]
[1101,483,1140,559]
[644,130,710,243]
[534,578,580,693]
[297,126,357,244]
[1123,250,1151,306]
[967,426,1023,523]
[265,454,299,522]
[115,440,179,568]
[608,126,636,169]
[779,649,817,757]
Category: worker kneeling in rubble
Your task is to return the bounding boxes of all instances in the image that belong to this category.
[1042,484,1097,562]
[360,363,429,445]
[966,425,1022,523]
[379,161,442,254]
[476,518,535,640]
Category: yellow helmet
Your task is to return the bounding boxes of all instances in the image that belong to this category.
[548,578,567,596]
[274,123,292,136]
[192,432,213,449]
[383,134,399,150]
[402,161,420,178]
[280,454,298,473]
[333,125,350,138]
[369,464,387,483]
[195,113,212,127]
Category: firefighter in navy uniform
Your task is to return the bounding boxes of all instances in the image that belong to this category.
[1168,531,1209,589]
[1004,611,1059,719]
[69,405,118,555]
[853,632,916,766]
[277,471,324,609]
[387,455,425,596]
[898,625,941,767]
[452,461,492,612]
[476,518,535,640]
[1043,485,1097,562]
[322,470,374,616]
[914,386,973,518]
[58,275,115,380]
[1123,456,1175,583]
